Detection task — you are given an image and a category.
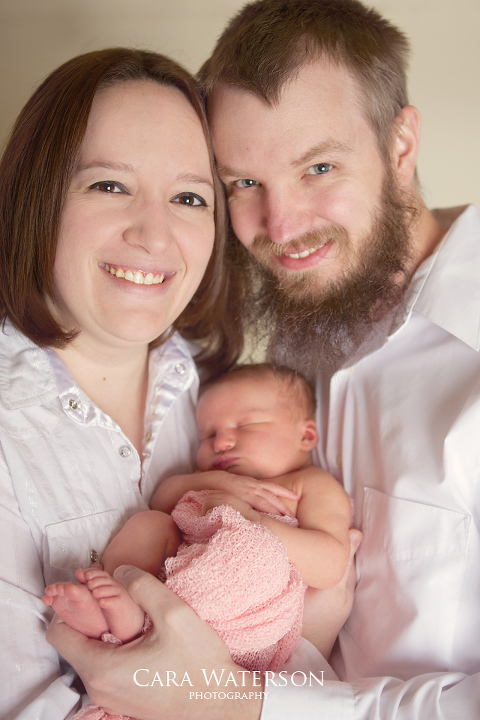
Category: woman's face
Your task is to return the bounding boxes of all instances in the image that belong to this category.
[49,81,215,350]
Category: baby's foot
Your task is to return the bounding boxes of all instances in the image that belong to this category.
[42,581,109,639]
[83,569,145,643]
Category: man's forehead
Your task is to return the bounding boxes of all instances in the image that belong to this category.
[209,60,370,176]
[209,57,359,112]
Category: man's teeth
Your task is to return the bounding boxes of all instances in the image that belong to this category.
[104,264,165,285]
[285,246,321,259]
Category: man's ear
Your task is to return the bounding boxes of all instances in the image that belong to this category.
[299,419,318,451]
[391,105,421,187]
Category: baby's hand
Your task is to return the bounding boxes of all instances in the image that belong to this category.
[201,490,257,520]
[206,472,298,517]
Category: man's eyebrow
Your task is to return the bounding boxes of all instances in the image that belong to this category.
[292,140,354,168]
[215,140,354,180]
[215,162,247,180]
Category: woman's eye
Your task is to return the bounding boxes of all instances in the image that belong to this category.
[89,181,127,193]
[233,178,259,188]
[306,163,333,175]
[171,192,207,207]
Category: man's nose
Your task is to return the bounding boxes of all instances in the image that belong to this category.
[264,187,315,245]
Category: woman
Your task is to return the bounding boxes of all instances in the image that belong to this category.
[0,47,231,720]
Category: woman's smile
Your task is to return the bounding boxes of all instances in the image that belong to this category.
[100,263,166,285]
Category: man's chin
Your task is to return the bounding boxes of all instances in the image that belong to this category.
[266,265,332,303]
[243,181,419,377]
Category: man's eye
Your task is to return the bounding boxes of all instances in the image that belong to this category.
[306,163,333,175]
[89,181,126,193]
[234,179,259,188]
[171,192,207,207]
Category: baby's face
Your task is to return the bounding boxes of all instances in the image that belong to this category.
[196,372,312,479]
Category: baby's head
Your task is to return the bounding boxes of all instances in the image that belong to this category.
[196,364,318,479]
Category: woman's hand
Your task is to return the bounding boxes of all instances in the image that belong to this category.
[47,566,263,720]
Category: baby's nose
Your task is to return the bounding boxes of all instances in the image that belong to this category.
[213,431,235,453]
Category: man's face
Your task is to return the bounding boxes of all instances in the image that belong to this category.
[210,57,418,371]
[210,57,389,298]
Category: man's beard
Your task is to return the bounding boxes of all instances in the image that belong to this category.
[232,175,420,378]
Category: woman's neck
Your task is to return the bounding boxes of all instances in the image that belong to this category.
[53,338,150,457]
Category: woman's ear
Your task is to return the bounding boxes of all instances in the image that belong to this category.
[391,105,421,187]
[299,419,318,451]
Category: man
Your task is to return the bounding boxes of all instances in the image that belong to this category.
[49,1,480,718]
[198,0,480,715]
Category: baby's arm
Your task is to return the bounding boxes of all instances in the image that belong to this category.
[150,470,298,516]
[204,466,351,589]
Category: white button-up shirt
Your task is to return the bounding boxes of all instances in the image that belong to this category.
[262,205,480,719]
[0,324,199,720]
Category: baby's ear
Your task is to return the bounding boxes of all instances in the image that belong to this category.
[300,419,318,451]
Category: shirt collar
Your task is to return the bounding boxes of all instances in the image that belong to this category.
[0,322,197,411]
[0,322,59,410]
[409,204,480,350]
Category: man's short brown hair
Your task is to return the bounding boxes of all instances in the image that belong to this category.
[199,0,410,158]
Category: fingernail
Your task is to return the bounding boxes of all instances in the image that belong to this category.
[113,565,136,580]
[350,532,362,550]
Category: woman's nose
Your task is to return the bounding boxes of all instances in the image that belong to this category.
[123,200,172,254]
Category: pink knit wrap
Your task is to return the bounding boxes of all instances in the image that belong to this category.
[74,490,305,720]
[167,490,305,672]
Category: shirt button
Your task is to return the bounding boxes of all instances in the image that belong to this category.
[69,398,78,410]
[119,445,132,458]
[336,454,343,469]
[175,363,185,375]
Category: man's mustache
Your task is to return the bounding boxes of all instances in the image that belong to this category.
[252,226,348,263]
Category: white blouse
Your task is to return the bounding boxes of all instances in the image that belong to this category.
[0,323,200,719]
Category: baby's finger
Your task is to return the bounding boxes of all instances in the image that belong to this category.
[257,482,299,500]
[249,491,294,517]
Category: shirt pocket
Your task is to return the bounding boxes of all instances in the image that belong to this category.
[344,488,471,674]
[44,509,122,584]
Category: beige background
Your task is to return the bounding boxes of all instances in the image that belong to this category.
[0,0,478,210]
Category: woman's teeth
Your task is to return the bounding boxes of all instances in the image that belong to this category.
[103,263,165,285]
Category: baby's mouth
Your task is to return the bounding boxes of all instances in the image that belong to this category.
[100,263,165,285]
[212,456,239,470]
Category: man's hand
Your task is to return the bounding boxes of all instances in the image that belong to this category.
[47,567,263,720]
[302,528,362,657]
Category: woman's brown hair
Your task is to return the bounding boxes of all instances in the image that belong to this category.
[0,47,233,377]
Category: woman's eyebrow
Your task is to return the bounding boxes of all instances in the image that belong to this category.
[176,172,215,190]
[75,160,136,174]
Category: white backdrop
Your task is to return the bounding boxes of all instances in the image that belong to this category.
[0,0,479,209]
